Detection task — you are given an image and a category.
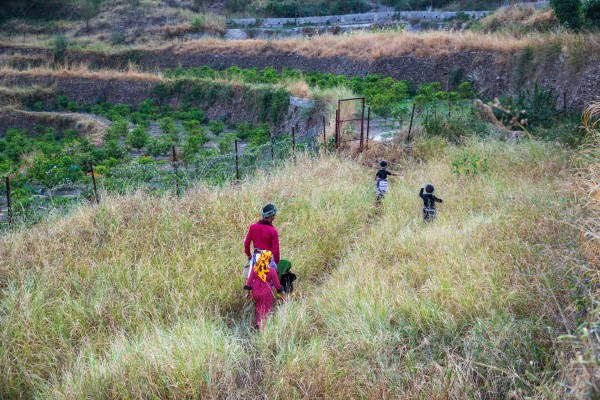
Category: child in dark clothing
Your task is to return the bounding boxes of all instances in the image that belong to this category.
[277,259,296,295]
[376,161,401,201]
[419,184,443,221]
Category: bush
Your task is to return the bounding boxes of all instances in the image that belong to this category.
[105,119,129,140]
[583,0,600,27]
[182,132,209,161]
[219,132,237,154]
[159,117,179,143]
[52,34,69,63]
[126,127,150,151]
[103,139,126,159]
[147,136,174,158]
[191,15,205,31]
[550,0,582,29]
[451,149,489,175]
[209,120,225,136]
[514,83,558,129]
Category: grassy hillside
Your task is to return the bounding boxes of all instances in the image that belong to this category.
[1,134,590,398]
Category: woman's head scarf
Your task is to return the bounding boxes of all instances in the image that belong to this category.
[254,250,273,282]
[262,203,278,219]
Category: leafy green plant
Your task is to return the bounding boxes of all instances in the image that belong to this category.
[209,120,225,136]
[147,136,174,158]
[550,0,582,29]
[52,33,69,63]
[103,139,126,159]
[126,127,150,151]
[105,119,129,140]
[583,0,600,27]
[451,150,489,175]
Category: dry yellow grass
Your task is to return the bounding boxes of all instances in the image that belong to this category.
[171,31,600,60]
[0,64,163,82]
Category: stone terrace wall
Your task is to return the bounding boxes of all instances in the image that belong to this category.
[230,10,490,28]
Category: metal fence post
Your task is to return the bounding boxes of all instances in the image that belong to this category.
[407,103,416,142]
[322,115,326,150]
[335,108,340,149]
[366,106,371,150]
[234,140,240,181]
[89,163,100,204]
[5,176,12,226]
[269,131,275,161]
[172,146,180,196]
[359,99,365,152]
[291,127,296,152]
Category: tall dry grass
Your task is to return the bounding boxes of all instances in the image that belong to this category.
[173,30,600,60]
[0,63,163,82]
[0,154,373,398]
[0,136,584,398]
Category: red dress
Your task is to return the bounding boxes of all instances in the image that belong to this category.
[245,266,282,328]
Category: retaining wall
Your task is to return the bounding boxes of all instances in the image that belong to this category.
[230,10,490,28]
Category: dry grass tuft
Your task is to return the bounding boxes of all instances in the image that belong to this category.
[279,79,310,98]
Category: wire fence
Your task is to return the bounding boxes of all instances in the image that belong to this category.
[0,134,314,233]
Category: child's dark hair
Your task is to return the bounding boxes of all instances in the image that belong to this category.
[425,184,434,193]
[380,160,388,168]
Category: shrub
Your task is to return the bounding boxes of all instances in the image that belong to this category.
[182,120,203,136]
[191,15,205,31]
[2,129,32,163]
[514,83,558,129]
[182,132,209,161]
[147,136,174,158]
[209,120,225,136]
[583,0,600,27]
[458,82,476,99]
[126,127,150,151]
[219,132,237,153]
[103,139,126,159]
[52,34,69,63]
[451,149,489,175]
[105,119,129,140]
[550,0,582,29]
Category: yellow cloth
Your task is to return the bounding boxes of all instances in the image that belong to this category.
[254,250,272,283]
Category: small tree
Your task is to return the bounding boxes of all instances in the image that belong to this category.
[209,120,225,136]
[126,127,150,151]
[160,117,180,143]
[550,0,582,29]
[182,132,209,161]
[146,136,174,157]
[583,0,600,27]
[80,0,102,31]
[52,34,69,64]
[104,139,125,159]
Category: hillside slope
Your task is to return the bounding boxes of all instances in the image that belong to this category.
[0,136,586,398]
